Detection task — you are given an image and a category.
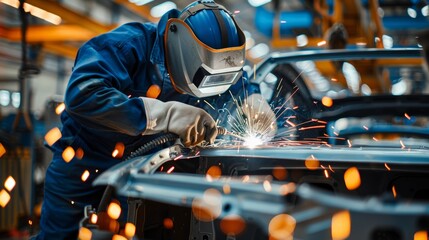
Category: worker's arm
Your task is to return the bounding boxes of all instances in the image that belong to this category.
[64,24,154,136]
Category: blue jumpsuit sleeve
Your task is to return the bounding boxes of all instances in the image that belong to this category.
[64,30,149,136]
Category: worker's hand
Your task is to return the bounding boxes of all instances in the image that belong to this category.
[241,94,277,141]
[141,97,218,147]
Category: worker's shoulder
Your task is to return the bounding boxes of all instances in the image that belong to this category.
[86,22,157,51]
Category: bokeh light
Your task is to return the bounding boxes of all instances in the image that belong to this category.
[125,222,136,238]
[78,227,92,240]
[163,218,174,229]
[107,201,121,220]
[81,170,90,182]
[45,127,62,146]
[269,214,296,240]
[0,189,11,208]
[273,166,288,180]
[414,230,428,240]
[206,165,222,179]
[147,84,161,98]
[4,176,16,192]
[220,215,246,236]
[344,167,361,190]
[305,155,319,170]
[0,143,6,157]
[331,210,351,240]
[62,146,75,163]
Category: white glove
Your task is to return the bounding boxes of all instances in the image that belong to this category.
[140,97,218,147]
[241,94,277,141]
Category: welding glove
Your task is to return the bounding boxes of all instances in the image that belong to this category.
[140,97,218,147]
[241,93,277,141]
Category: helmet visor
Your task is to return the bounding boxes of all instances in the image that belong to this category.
[165,18,246,98]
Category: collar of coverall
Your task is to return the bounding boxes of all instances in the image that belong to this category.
[150,9,180,65]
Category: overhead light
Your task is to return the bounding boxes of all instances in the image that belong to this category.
[248,0,271,7]
[422,5,429,17]
[296,34,308,47]
[128,0,154,6]
[150,1,176,18]
[1,0,62,25]
[407,8,417,18]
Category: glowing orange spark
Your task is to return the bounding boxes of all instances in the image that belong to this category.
[331,211,351,240]
[112,235,127,240]
[107,201,121,220]
[321,96,333,107]
[344,167,361,190]
[324,169,329,178]
[220,215,246,235]
[269,214,296,240]
[305,155,319,170]
[404,113,411,120]
[392,185,397,198]
[28,220,32,225]
[273,166,287,180]
[0,143,6,157]
[206,166,222,179]
[81,170,90,182]
[45,127,62,146]
[90,214,98,224]
[4,176,16,192]
[163,218,174,229]
[167,166,175,174]
[76,148,84,159]
[78,227,92,240]
[173,155,183,161]
[363,125,369,130]
[55,103,65,115]
[373,137,379,141]
[331,78,338,82]
[0,189,11,207]
[233,10,240,14]
[347,140,352,148]
[125,223,136,238]
[146,84,161,99]
[329,165,335,172]
[384,163,391,171]
[112,142,124,158]
[414,230,428,240]
[62,146,75,163]
[299,125,326,131]
[286,120,296,127]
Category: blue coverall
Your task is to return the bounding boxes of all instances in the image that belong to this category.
[34,9,257,240]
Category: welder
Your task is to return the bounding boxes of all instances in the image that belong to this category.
[32,1,276,239]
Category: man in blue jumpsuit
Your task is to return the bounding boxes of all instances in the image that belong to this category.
[33,1,275,239]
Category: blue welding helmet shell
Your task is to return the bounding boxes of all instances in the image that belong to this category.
[164,0,246,98]
[181,1,240,49]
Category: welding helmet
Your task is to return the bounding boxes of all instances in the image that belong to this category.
[164,0,246,98]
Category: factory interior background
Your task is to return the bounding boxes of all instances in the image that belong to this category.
[1,0,429,239]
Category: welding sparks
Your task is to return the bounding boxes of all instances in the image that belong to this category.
[166,166,175,174]
[392,185,397,198]
[404,113,411,120]
[400,140,406,149]
[384,163,391,171]
[263,180,272,192]
[81,170,90,182]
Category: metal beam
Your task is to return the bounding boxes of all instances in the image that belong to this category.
[4,25,97,42]
[25,0,114,34]
[114,0,158,23]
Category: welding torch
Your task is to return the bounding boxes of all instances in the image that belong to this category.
[216,126,246,141]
